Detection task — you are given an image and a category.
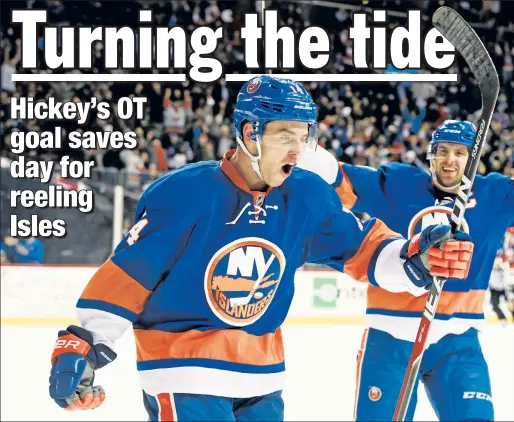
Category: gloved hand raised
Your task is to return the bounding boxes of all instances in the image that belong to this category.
[401,224,474,289]
[49,325,116,410]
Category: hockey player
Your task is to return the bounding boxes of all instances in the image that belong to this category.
[48,77,474,421]
[299,120,514,421]
[489,255,514,324]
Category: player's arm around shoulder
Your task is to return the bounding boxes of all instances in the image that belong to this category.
[338,160,420,214]
[297,145,405,213]
[297,145,358,209]
[475,172,514,227]
[48,169,206,411]
[303,177,475,296]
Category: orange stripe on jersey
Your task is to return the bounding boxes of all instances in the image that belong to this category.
[367,286,486,315]
[334,163,357,209]
[80,259,151,315]
[344,220,401,283]
[157,393,175,421]
[134,328,285,366]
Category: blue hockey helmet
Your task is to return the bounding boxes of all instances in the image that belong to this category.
[233,75,319,153]
[427,120,476,161]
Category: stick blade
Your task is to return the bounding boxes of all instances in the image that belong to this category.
[432,6,499,91]
[230,297,250,306]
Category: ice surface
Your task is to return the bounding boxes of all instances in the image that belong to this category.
[2,324,513,421]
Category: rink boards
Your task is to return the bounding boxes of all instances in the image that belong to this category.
[1,264,509,325]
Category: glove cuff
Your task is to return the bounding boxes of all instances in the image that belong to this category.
[400,234,421,259]
[58,325,117,369]
[51,331,92,365]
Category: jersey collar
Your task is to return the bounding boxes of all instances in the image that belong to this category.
[220,150,273,196]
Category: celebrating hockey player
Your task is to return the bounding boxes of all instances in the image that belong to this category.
[48,77,474,421]
[299,120,514,421]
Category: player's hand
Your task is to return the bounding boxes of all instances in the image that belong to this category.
[400,224,474,289]
[49,325,116,410]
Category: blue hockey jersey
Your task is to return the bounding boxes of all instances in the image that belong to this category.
[75,150,426,398]
[298,146,514,344]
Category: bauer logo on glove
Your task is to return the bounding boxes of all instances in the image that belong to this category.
[49,325,116,411]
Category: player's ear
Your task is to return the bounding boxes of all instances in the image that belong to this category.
[242,122,258,155]
[242,122,252,143]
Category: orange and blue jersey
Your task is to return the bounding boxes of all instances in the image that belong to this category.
[75,149,427,398]
[299,147,514,344]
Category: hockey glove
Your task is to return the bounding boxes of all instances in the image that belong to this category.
[49,325,116,410]
[400,224,474,289]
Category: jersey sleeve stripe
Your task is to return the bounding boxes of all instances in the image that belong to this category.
[79,259,152,316]
[335,163,358,209]
[344,220,401,283]
[367,237,399,287]
[76,298,138,322]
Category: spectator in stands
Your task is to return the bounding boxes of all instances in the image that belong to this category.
[1,236,44,264]
[0,242,8,263]
[1,37,20,93]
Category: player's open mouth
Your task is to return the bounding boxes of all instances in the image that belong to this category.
[441,167,457,176]
[282,164,294,176]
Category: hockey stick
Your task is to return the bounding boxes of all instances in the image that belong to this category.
[230,257,275,306]
[393,6,499,421]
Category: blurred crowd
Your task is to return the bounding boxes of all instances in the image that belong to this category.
[2,0,513,183]
[1,0,513,266]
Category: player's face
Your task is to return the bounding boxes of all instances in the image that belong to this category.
[259,121,309,187]
[433,142,469,187]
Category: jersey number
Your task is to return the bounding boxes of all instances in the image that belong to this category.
[127,218,148,245]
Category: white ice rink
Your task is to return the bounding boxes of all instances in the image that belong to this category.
[1,323,513,421]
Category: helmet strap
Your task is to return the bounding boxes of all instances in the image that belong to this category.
[235,122,265,181]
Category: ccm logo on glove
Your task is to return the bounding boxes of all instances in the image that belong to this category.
[401,225,474,289]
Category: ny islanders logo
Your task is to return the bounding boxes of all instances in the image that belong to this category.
[246,78,262,93]
[204,237,286,327]
[368,386,382,402]
[408,205,470,239]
